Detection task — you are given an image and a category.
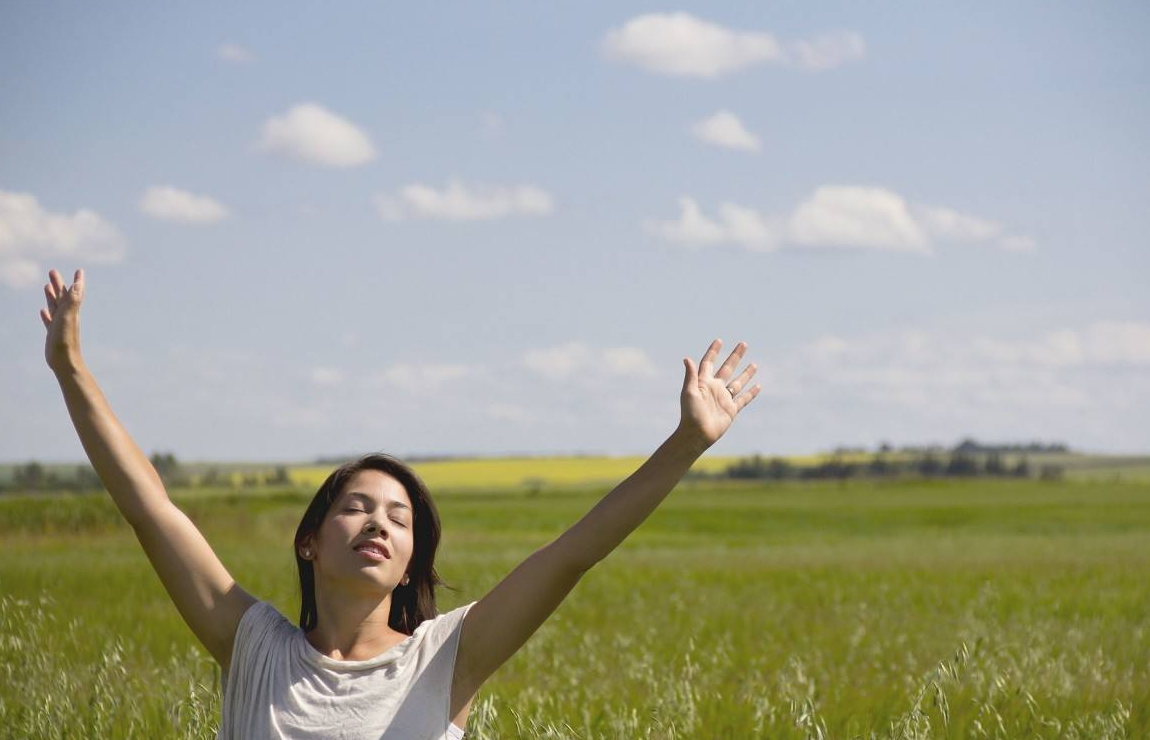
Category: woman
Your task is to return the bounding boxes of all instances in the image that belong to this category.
[40,267,761,739]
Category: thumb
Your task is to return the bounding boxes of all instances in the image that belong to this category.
[681,357,697,395]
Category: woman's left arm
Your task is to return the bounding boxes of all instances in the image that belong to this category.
[451,339,760,707]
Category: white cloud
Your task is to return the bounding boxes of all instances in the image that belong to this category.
[972,322,1150,368]
[603,347,660,378]
[602,13,864,77]
[374,179,554,221]
[259,103,376,168]
[690,110,761,152]
[642,197,780,252]
[217,43,253,63]
[914,204,1034,252]
[789,186,929,252]
[0,190,126,288]
[602,12,784,78]
[1080,321,1150,365]
[789,31,866,70]
[523,342,658,382]
[0,258,41,289]
[139,186,229,224]
[759,322,1150,425]
[645,186,1035,255]
[523,342,593,381]
[310,367,345,387]
[377,363,471,391]
[914,204,999,242]
[643,197,726,245]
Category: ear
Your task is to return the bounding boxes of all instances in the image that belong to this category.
[298,535,316,560]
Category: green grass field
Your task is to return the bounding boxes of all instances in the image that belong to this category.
[2,473,1148,739]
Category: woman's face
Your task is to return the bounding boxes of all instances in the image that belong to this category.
[303,469,415,596]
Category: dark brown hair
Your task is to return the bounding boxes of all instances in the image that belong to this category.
[293,453,453,634]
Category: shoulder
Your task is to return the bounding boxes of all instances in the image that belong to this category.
[411,601,478,650]
[233,600,296,656]
[221,599,296,694]
[241,599,291,629]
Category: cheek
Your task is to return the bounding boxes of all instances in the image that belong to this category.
[398,530,415,558]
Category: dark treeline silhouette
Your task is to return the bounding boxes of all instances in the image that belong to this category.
[706,438,1069,483]
[925,437,1068,455]
[0,461,106,493]
[0,452,294,494]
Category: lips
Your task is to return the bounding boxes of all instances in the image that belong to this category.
[353,540,391,559]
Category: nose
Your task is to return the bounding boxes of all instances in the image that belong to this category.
[363,519,387,538]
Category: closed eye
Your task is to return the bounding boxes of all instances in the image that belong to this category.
[390,519,407,529]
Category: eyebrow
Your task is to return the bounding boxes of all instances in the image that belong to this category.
[345,491,411,512]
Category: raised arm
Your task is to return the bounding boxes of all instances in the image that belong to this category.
[41,268,255,671]
[451,339,760,713]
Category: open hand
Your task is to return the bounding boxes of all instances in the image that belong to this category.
[40,268,85,373]
[678,339,760,451]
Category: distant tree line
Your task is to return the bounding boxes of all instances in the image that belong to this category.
[0,451,293,494]
[709,438,1068,483]
[0,461,105,493]
[859,438,1069,456]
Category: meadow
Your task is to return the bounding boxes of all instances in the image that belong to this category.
[1,468,1148,739]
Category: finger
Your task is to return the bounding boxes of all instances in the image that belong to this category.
[40,308,51,329]
[44,283,58,312]
[49,269,66,299]
[698,339,721,378]
[72,268,84,301]
[715,341,747,382]
[682,356,698,395]
[725,361,758,395]
[735,384,761,412]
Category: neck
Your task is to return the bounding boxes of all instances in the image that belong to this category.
[306,581,403,660]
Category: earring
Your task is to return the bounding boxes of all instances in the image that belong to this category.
[302,549,311,558]
[402,575,410,586]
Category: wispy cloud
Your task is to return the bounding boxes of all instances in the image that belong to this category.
[523,342,659,382]
[139,186,229,224]
[310,367,345,387]
[645,186,1034,254]
[644,197,779,252]
[217,43,253,63]
[259,103,376,168]
[0,190,125,289]
[789,31,866,71]
[765,322,1150,412]
[602,13,864,78]
[374,363,472,391]
[374,179,554,221]
[690,110,761,152]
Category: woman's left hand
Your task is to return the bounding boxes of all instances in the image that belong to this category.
[677,339,761,452]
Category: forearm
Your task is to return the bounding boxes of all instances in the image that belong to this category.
[54,361,170,529]
[552,426,708,572]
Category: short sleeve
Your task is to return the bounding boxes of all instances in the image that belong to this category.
[221,600,287,697]
[396,601,478,732]
[423,601,477,656]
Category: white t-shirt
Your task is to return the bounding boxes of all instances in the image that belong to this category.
[216,599,478,740]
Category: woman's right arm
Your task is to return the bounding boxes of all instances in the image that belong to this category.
[42,268,256,672]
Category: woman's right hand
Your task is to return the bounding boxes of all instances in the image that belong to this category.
[41,268,85,374]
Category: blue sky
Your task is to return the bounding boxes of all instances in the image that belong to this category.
[2,2,1148,462]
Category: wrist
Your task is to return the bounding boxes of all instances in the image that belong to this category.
[670,424,711,459]
[51,354,89,380]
